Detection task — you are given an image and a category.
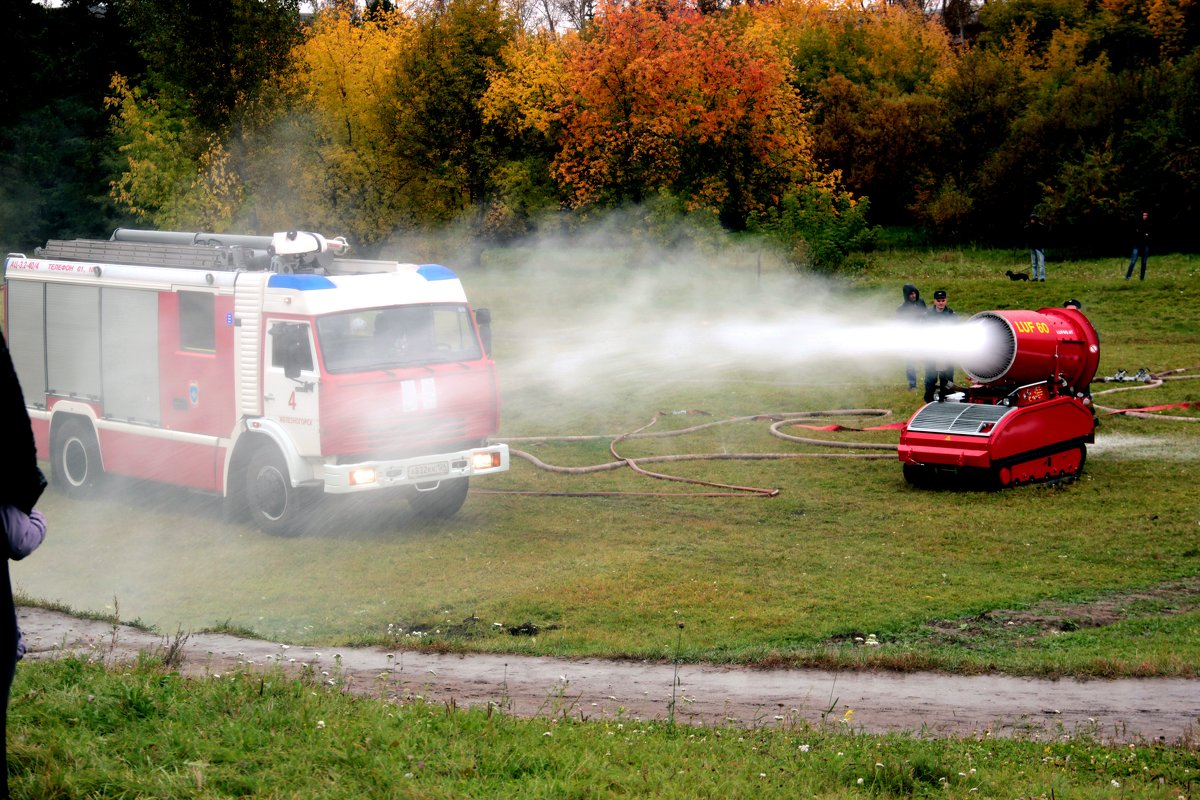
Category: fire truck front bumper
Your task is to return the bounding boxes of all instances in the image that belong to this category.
[322,443,510,493]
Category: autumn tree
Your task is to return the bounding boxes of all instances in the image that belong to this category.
[762,1,952,227]
[552,3,825,228]
[480,31,570,234]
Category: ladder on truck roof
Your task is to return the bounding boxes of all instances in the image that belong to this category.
[33,230,404,276]
[35,237,268,272]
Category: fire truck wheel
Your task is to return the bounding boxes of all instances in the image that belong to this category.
[245,448,314,536]
[408,478,469,519]
[53,419,103,495]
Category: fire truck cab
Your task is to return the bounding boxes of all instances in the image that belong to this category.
[2,229,509,535]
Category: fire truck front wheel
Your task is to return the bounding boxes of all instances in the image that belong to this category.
[53,419,104,496]
[245,447,315,536]
[408,478,469,519]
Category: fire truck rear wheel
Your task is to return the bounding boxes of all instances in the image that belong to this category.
[53,419,103,496]
[408,478,469,519]
[245,448,314,536]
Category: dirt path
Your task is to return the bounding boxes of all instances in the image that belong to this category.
[20,607,1199,745]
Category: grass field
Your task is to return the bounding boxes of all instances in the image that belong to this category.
[16,241,1199,677]
[11,656,1200,798]
[7,240,1200,796]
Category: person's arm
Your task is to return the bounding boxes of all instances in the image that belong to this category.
[2,505,46,560]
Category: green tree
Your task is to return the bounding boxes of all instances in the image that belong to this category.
[0,1,140,252]
[112,0,303,133]
[389,0,520,226]
[762,1,952,228]
[105,0,303,230]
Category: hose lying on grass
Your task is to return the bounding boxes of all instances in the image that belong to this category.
[484,367,1198,498]
[1093,367,1200,422]
[487,409,898,498]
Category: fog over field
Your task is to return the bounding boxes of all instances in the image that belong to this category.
[7,223,1062,637]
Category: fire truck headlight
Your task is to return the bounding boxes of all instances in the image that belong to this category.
[349,467,377,486]
[471,451,501,471]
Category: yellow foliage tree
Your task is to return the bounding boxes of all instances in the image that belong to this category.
[256,6,418,247]
[106,74,245,231]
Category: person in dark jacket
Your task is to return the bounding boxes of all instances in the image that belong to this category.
[0,330,47,799]
[1125,211,1151,280]
[1025,214,1047,281]
[896,284,926,389]
[924,289,958,402]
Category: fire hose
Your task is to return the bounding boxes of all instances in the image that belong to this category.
[1093,367,1200,422]
[485,409,898,498]
[483,367,1197,498]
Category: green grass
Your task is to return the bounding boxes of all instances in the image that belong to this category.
[10,657,1200,799]
[9,242,1200,797]
[15,245,1200,679]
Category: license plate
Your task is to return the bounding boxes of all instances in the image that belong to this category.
[408,461,449,478]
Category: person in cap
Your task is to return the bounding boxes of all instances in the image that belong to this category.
[0,329,47,799]
[896,284,926,389]
[923,289,957,402]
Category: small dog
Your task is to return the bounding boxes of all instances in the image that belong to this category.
[1006,269,1030,281]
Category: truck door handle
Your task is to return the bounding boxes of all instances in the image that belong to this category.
[263,394,275,402]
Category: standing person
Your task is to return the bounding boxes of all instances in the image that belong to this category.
[1025,214,1047,281]
[0,330,47,800]
[924,289,958,403]
[1125,211,1151,280]
[896,284,926,389]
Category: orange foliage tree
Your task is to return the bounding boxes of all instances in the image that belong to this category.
[499,1,831,228]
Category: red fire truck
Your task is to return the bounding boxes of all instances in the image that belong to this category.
[2,229,509,534]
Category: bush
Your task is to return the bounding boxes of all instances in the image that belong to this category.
[752,182,878,273]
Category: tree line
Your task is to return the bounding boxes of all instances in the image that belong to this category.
[4,0,1198,268]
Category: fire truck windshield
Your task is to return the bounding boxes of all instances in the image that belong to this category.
[316,304,482,373]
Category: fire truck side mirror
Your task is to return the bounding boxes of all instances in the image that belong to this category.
[475,308,492,357]
[271,322,312,380]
